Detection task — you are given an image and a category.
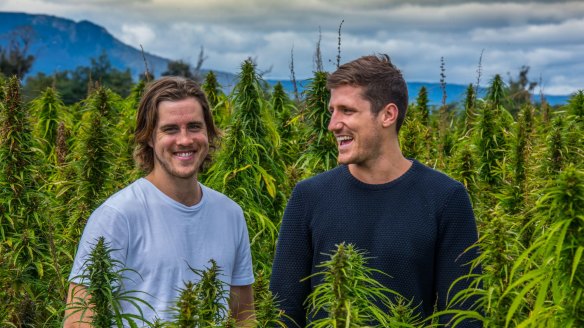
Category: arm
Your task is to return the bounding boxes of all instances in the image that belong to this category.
[435,184,482,326]
[229,285,255,327]
[63,283,92,328]
[270,185,313,327]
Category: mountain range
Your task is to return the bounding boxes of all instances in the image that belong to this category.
[0,11,570,106]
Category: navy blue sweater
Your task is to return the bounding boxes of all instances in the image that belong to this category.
[270,160,481,327]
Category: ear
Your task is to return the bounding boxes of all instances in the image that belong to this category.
[380,103,399,128]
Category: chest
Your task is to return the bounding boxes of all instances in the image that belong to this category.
[123,208,239,283]
[308,190,439,268]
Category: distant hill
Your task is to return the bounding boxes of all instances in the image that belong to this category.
[270,79,570,107]
[0,11,570,106]
[0,12,170,78]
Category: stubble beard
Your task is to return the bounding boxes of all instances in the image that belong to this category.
[153,151,200,180]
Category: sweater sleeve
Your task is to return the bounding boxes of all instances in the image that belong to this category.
[435,183,482,327]
[270,184,313,328]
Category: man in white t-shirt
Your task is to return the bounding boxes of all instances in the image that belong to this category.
[64,76,255,327]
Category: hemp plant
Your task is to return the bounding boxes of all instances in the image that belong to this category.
[296,71,336,178]
[304,243,410,328]
[202,70,231,130]
[67,236,152,328]
[66,87,123,239]
[271,82,302,192]
[166,259,229,327]
[0,76,50,327]
[204,59,286,271]
[400,95,430,164]
[253,270,287,328]
[29,86,66,166]
[502,166,584,327]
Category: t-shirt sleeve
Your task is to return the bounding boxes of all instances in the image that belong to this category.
[270,184,313,328]
[230,206,255,286]
[68,205,130,285]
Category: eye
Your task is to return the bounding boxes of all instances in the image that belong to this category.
[188,123,204,131]
[161,126,179,134]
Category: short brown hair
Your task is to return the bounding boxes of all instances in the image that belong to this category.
[327,54,408,133]
[133,76,219,173]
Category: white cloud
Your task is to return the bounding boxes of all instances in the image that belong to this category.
[119,24,156,49]
[1,0,582,94]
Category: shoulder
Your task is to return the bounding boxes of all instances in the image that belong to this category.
[200,184,242,213]
[405,160,472,212]
[410,160,465,193]
[98,179,149,213]
[295,165,347,192]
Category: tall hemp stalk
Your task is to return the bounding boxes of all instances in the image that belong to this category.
[400,88,430,164]
[28,86,73,313]
[271,82,302,191]
[304,243,420,328]
[202,70,231,130]
[204,59,285,272]
[502,166,584,327]
[296,71,336,178]
[252,270,287,327]
[463,83,476,134]
[108,81,145,190]
[0,76,49,327]
[66,87,122,240]
[67,236,152,327]
[476,75,508,188]
[166,260,230,327]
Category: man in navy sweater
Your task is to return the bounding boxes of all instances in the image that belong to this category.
[270,54,481,327]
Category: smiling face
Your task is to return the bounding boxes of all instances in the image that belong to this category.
[149,97,209,183]
[328,84,389,168]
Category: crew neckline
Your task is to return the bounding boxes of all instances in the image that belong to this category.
[139,178,206,211]
[342,159,417,191]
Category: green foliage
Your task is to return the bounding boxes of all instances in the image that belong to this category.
[67,87,124,239]
[29,87,66,166]
[415,86,430,126]
[166,260,229,327]
[0,56,583,327]
[464,83,476,132]
[296,71,336,177]
[253,270,287,327]
[400,102,429,162]
[0,76,50,327]
[162,59,197,80]
[67,236,152,327]
[0,27,35,78]
[566,90,584,119]
[203,70,230,129]
[23,52,133,104]
[204,59,286,272]
[305,243,421,327]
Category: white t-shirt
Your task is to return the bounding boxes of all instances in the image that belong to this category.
[69,178,254,323]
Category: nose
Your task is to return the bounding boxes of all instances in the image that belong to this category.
[177,128,193,146]
[327,110,341,132]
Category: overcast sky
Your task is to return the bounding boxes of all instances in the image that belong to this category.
[1,0,583,95]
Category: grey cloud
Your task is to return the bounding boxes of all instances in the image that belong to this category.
[1,0,582,94]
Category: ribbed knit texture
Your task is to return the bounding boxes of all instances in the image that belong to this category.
[270,160,481,327]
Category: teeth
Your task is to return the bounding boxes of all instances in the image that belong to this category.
[336,136,353,142]
[176,152,193,157]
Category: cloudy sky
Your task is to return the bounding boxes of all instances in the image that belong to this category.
[1,0,583,95]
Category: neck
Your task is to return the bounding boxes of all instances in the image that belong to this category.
[146,172,202,206]
[348,147,412,185]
